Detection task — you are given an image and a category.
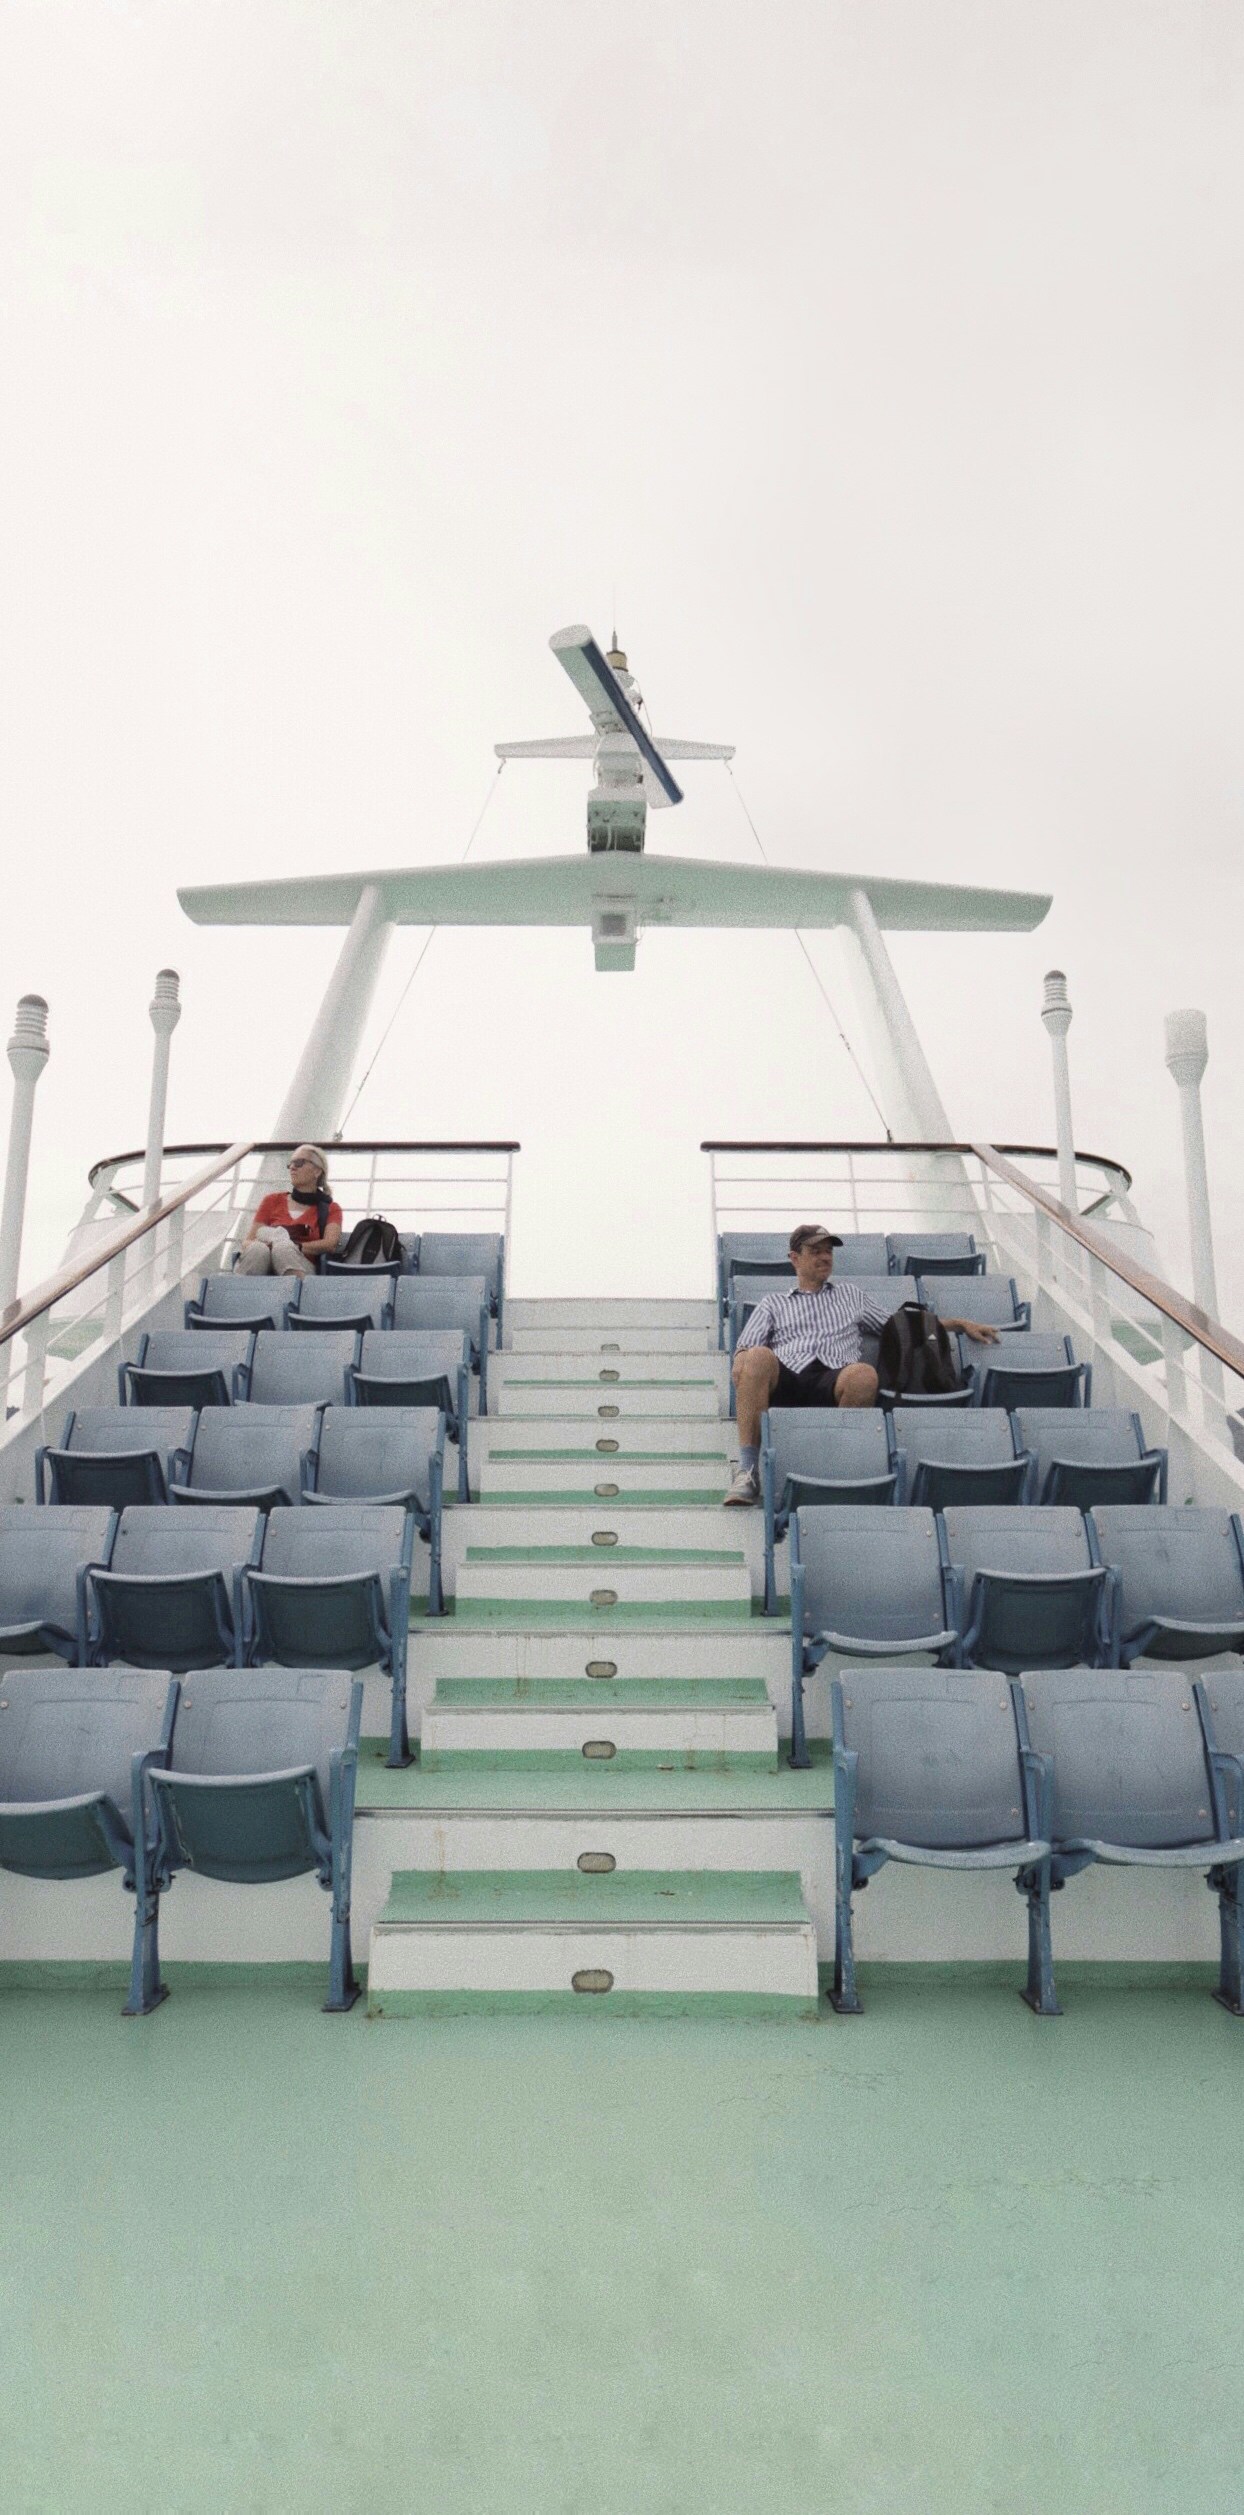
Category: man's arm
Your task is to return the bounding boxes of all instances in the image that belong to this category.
[941,1316,1000,1345]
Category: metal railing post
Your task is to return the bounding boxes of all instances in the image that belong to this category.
[1164,1008,1224,1417]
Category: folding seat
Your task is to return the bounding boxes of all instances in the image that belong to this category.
[760,1409,897,1613]
[1016,1409,1166,1507]
[886,1231,984,1278]
[184,1273,296,1333]
[245,1329,360,1408]
[918,1274,1030,1331]
[942,1505,1110,1675]
[1016,1667,1244,2014]
[975,1331,1089,1412]
[390,1277,489,1405]
[136,1667,364,2013]
[36,1406,196,1508]
[830,1667,1053,2014]
[0,1503,116,1661]
[245,1504,418,1764]
[349,1332,470,1496]
[418,1233,505,1333]
[788,1506,958,1767]
[84,1505,262,1670]
[168,1405,323,1511]
[305,1404,446,1539]
[0,1668,178,2016]
[288,1274,394,1334]
[121,1330,255,1409]
[1090,1505,1244,1664]
[889,1407,1028,1510]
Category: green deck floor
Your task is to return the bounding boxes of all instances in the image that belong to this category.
[2,1966,1241,2514]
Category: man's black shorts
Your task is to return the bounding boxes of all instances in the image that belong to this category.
[772,1358,848,1409]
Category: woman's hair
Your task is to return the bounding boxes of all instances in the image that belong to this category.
[289,1143,329,1182]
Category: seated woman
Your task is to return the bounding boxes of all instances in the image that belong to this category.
[239,1145,343,1278]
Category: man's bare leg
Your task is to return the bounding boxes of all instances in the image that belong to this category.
[833,1363,879,1408]
[732,1346,782,1445]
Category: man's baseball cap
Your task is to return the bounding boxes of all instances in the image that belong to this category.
[789,1224,843,1251]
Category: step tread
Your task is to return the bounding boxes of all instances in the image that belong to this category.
[462,1544,745,1565]
[375,1867,811,1929]
[430,1679,772,1709]
[484,1449,730,1462]
[356,1738,830,1811]
[478,1491,728,1506]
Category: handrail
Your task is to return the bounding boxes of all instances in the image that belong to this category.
[972,1142,1244,1383]
[88,1138,521,1186]
[0,1140,256,1349]
[700,1138,1133,1189]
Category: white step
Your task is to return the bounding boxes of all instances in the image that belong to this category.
[419,1681,778,1766]
[411,1625,792,1685]
[453,1551,753,1609]
[505,1299,717,1332]
[366,1868,820,2014]
[490,1351,727,1390]
[442,1503,762,1580]
[479,1454,729,1500]
[506,1325,717,1355]
[493,1381,723,1419]
[475,1416,732,1459]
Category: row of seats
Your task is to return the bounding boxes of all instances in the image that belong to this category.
[0,1501,419,1763]
[788,1504,1244,1762]
[732,1319,1089,1416]
[830,1664,1244,2020]
[761,1405,1166,1605]
[187,1269,491,1375]
[717,1227,986,1300]
[0,1666,363,2013]
[730,1272,1031,1346]
[115,1328,474,1432]
[37,1399,456,1511]
[327,1227,503,1313]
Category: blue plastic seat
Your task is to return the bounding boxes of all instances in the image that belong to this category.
[305,1404,446,1575]
[121,1330,255,1409]
[760,1409,897,1614]
[245,1330,360,1408]
[942,1505,1109,1675]
[289,1275,394,1334]
[976,1332,1089,1412]
[1016,1667,1244,2015]
[788,1506,958,1767]
[85,1505,262,1671]
[391,1277,489,1403]
[1015,1409,1166,1507]
[918,1274,1030,1331]
[418,1233,505,1331]
[36,1407,197,1508]
[0,1668,178,2015]
[1090,1505,1244,1664]
[0,1503,116,1660]
[168,1405,322,1511]
[135,1668,364,2014]
[830,1667,1053,2014]
[184,1273,296,1332]
[350,1331,471,1496]
[246,1505,417,1765]
[889,1408,1027,1509]
[887,1232,984,1277]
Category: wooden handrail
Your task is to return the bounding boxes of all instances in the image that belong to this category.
[0,1140,255,1349]
[700,1138,1133,1188]
[88,1138,521,1186]
[972,1142,1244,1384]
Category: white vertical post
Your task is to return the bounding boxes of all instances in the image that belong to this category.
[1040,971,1078,1213]
[271,882,393,1146]
[1164,1007,1224,1418]
[143,968,182,1211]
[0,995,50,1316]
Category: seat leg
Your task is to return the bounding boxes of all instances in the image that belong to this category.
[1018,1864,1061,2017]
[1212,1866,1244,2018]
[324,1897,361,2013]
[788,1662,811,1770]
[830,1858,862,2015]
[123,1883,167,2018]
[387,1659,412,1771]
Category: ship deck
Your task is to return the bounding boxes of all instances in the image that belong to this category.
[2,1963,1238,2515]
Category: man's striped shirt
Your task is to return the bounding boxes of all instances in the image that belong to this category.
[736,1278,891,1376]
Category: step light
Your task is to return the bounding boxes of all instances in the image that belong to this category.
[590,1587,618,1607]
[582,1741,616,1760]
[594,1482,620,1498]
[585,1660,617,1678]
[597,1405,620,1418]
[591,1530,619,1547]
[572,1969,614,1993]
[599,1369,620,1382]
[577,1852,617,1874]
[595,1438,619,1453]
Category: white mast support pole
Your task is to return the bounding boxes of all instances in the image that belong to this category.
[0,995,50,1320]
[142,969,182,1211]
[1163,1009,1225,1416]
[1040,970,1078,1213]
[270,883,394,1147]
[836,889,979,1245]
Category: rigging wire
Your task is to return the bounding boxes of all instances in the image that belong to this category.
[722,760,894,1143]
[338,760,508,1132]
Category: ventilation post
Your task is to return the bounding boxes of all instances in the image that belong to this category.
[0,994,50,1323]
[1040,971,1077,1213]
[143,969,182,1211]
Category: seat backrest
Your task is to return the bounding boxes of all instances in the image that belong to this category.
[358,1329,468,1380]
[766,1409,891,1489]
[719,1233,790,1278]
[833,1234,889,1276]
[169,1666,354,1808]
[0,1668,173,1809]
[61,1407,197,1460]
[110,1505,261,1582]
[140,1331,254,1376]
[887,1232,978,1273]
[919,1275,1022,1327]
[839,1667,1030,1848]
[980,1333,1074,1374]
[293,1276,391,1330]
[258,1504,409,1580]
[0,1504,116,1640]
[391,1276,488,1336]
[941,1506,1091,1592]
[417,1234,502,1297]
[187,1406,321,1496]
[192,1274,294,1328]
[796,1505,948,1643]
[247,1331,359,1407]
[1015,1409,1145,1480]
[314,1407,441,1499]
[889,1409,1018,1474]
[1020,1667,1217,1848]
[1089,1506,1244,1638]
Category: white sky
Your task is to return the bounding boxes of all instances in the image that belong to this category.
[1,1,1242,1301]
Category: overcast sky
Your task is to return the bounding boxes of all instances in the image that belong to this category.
[1,1,1241,1301]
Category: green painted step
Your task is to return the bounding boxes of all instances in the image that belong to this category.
[356,1737,832,1809]
[430,1678,771,1709]
[377,1868,810,1927]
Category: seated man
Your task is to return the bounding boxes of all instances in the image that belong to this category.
[238,1145,343,1279]
[724,1223,1000,1505]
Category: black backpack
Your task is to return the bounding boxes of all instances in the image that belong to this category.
[876,1301,964,1400]
[338,1215,403,1268]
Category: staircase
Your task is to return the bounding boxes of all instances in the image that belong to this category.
[365,1297,824,2018]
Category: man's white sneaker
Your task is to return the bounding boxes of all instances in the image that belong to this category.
[724,1464,760,1507]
